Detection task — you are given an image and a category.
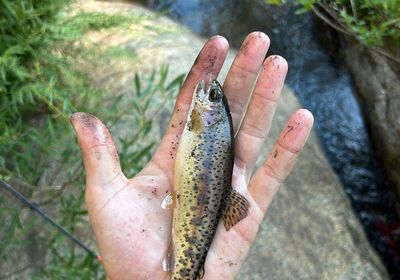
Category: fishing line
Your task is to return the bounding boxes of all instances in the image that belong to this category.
[0,179,99,260]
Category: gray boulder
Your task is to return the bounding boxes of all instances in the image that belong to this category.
[339,36,400,213]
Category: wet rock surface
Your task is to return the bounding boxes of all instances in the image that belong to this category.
[77,1,388,278]
[339,36,400,208]
[337,35,400,276]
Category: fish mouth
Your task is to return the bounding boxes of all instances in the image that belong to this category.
[194,80,207,102]
[194,79,222,103]
[208,79,222,91]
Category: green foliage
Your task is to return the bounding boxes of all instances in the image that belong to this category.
[266,0,400,50]
[0,0,184,278]
[0,0,134,184]
[119,66,184,178]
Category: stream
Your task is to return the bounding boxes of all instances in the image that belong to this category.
[134,0,400,277]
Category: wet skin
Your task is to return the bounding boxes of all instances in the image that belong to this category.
[71,32,314,280]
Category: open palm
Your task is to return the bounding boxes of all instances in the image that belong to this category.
[71,32,313,280]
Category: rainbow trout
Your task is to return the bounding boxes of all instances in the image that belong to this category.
[162,79,250,280]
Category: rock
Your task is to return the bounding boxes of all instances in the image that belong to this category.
[338,36,400,214]
[77,0,388,278]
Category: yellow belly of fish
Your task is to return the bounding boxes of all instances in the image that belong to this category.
[171,127,232,279]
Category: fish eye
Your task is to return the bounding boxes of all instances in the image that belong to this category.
[208,88,220,102]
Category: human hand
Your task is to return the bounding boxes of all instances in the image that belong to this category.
[71,32,313,280]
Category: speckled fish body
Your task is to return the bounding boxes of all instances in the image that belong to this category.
[171,79,234,279]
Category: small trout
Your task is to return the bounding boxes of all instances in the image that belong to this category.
[162,80,250,280]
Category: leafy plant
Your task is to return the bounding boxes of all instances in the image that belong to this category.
[0,0,184,278]
[119,66,184,178]
[266,0,400,63]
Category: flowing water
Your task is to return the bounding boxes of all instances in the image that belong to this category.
[134,0,400,276]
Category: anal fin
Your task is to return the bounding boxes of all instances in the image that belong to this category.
[222,189,250,231]
[162,240,175,272]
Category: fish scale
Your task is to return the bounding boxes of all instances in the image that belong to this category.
[162,79,250,280]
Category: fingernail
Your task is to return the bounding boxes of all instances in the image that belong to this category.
[70,112,81,132]
[70,112,98,131]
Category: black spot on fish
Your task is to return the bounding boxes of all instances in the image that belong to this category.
[179,268,190,277]
[197,193,207,204]
[191,217,202,226]
[183,248,195,259]
[187,236,197,245]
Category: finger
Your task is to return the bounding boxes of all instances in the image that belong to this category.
[234,55,288,179]
[223,31,270,132]
[70,112,125,188]
[150,36,229,176]
[249,109,314,213]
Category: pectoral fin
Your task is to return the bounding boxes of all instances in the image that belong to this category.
[222,189,250,231]
[161,191,179,209]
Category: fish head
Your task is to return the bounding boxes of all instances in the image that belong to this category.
[187,79,229,132]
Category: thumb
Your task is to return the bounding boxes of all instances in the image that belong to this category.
[70,112,125,189]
